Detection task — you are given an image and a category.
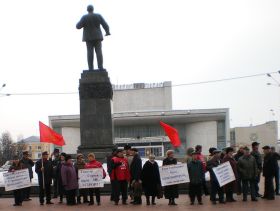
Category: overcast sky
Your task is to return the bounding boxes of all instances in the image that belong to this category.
[0,0,280,140]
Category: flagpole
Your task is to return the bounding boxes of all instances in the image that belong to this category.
[41,146,45,190]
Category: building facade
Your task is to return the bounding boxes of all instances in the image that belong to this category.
[49,82,230,157]
[22,136,50,160]
[230,121,278,149]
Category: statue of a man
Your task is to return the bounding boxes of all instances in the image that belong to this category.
[76,5,110,71]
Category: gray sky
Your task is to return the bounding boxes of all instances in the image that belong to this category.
[0,0,280,140]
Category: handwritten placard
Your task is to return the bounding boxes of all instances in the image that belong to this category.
[3,169,31,191]
[213,161,236,187]
[159,163,190,186]
[78,168,104,189]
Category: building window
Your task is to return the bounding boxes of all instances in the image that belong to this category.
[29,146,32,151]
[38,146,41,150]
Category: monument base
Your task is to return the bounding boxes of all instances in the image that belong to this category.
[78,70,114,162]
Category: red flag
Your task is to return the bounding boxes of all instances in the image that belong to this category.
[39,121,65,146]
[160,121,181,147]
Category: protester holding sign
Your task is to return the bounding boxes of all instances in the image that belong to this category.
[35,151,54,205]
[207,150,225,205]
[222,147,237,202]
[188,152,204,205]
[20,151,34,201]
[237,147,258,202]
[141,154,161,205]
[74,154,89,204]
[163,150,179,206]
[9,155,26,206]
[85,153,106,206]
[61,155,78,206]
[110,149,130,205]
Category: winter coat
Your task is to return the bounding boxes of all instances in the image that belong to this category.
[110,156,130,181]
[163,157,178,199]
[35,159,53,185]
[263,152,279,178]
[251,150,262,172]
[20,158,34,179]
[237,155,258,180]
[206,157,221,183]
[188,160,205,184]
[56,160,65,194]
[74,160,86,173]
[222,155,237,192]
[61,163,78,191]
[85,160,106,178]
[141,160,161,196]
[130,154,142,181]
[196,153,207,172]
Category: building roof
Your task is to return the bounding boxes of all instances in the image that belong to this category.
[49,108,229,128]
[22,136,40,143]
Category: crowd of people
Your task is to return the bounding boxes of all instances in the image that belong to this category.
[7,142,280,206]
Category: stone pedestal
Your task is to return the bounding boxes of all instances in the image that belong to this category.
[77,70,114,161]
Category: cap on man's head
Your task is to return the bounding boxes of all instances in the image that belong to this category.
[116,149,123,154]
[195,145,202,152]
[42,151,49,156]
[226,147,234,154]
[213,149,221,154]
[252,142,260,147]
[209,147,217,154]
[87,5,94,12]
[54,148,60,153]
[262,145,270,150]
[131,148,138,152]
[124,144,131,150]
[243,146,250,151]
[65,155,72,161]
[23,151,29,155]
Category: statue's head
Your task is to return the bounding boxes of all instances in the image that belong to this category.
[87,5,94,13]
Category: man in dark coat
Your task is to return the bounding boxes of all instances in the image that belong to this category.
[234,146,244,194]
[51,148,60,198]
[141,154,161,205]
[251,142,262,197]
[271,147,280,195]
[163,150,179,205]
[262,146,279,200]
[188,152,204,205]
[207,150,225,204]
[76,5,110,70]
[35,151,54,205]
[130,148,142,205]
[222,147,237,202]
[237,147,258,201]
[20,151,34,201]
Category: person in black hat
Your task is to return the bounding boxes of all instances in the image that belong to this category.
[35,151,54,205]
[262,146,278,200]
[51,148,60,198]
[207,149,225,204]
[250,142,262,197]
[237,147,258,202]
[9,155,26,206]
[188,151,204,205]
[107,146,118,201]
[20,151,34,201]
[56,152,67,203]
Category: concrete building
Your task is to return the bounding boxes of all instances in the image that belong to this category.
[230,121,278,149]
[49,82,230,157]
[22,136,51,159]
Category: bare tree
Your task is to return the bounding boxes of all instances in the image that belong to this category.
[0,131,17,165]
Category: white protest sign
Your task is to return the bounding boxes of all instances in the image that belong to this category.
[213,161,236,187]
[78,168,104,189]
[3,169,31,191]
[159,163,190,186]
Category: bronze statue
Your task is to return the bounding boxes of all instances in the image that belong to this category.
[76,5,110,71]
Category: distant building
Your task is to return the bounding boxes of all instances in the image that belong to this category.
[230,121,278,149]
[22,136,50,159]
[48,82,230,157]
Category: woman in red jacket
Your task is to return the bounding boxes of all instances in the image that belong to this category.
[110,149,131,205]
[85,153,106,206]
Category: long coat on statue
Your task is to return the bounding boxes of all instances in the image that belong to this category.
[141,160,161,196]
[162,157,178,199]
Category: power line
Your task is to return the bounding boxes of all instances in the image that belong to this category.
[0,71,279,96]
